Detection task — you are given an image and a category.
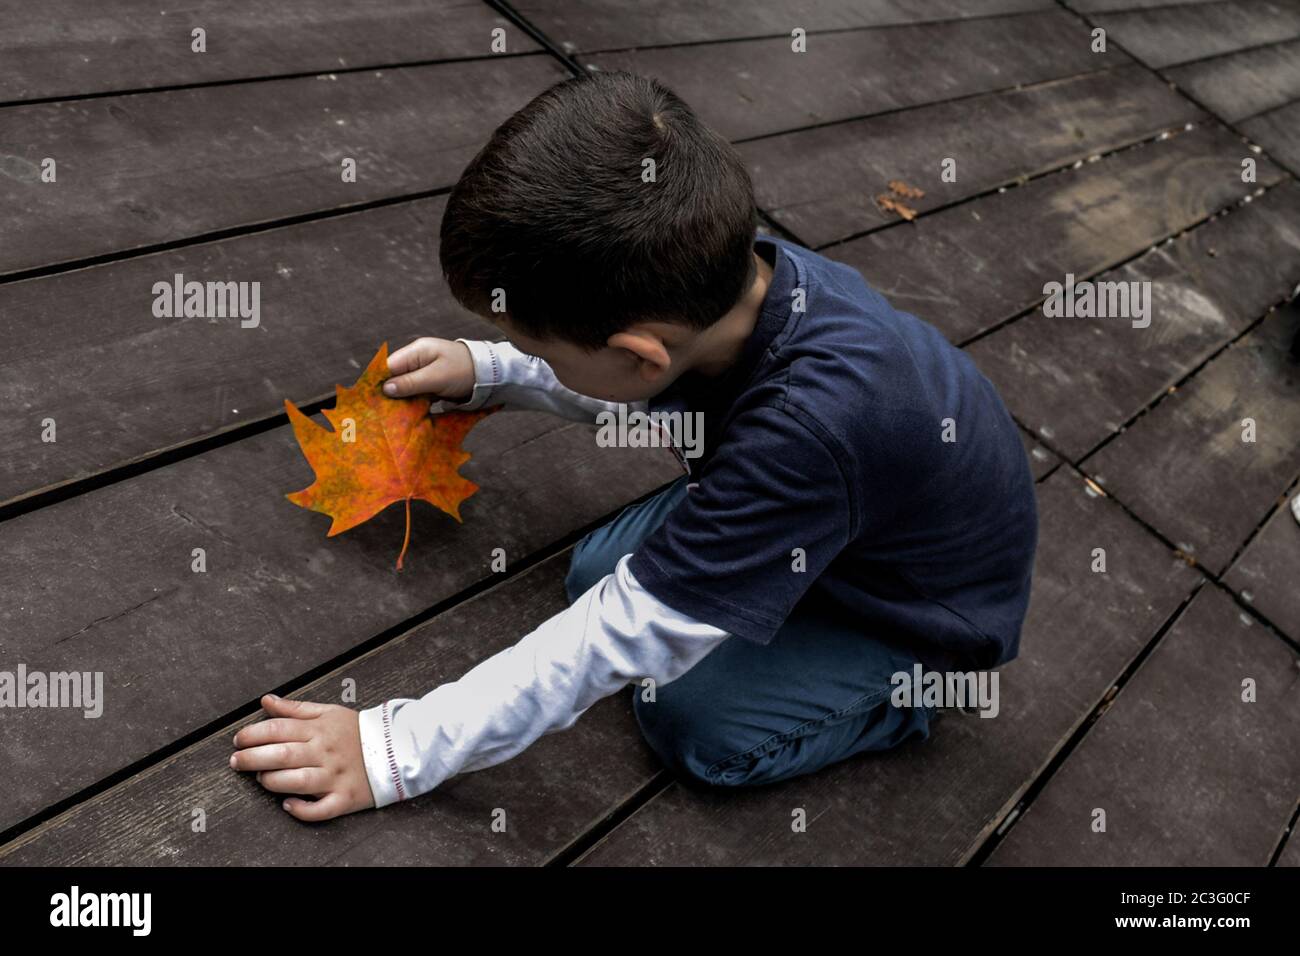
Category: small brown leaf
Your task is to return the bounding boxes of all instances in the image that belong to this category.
[888,179,926,199]
[875,193,918,221]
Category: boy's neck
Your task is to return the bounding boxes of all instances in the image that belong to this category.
[686,250,775,378]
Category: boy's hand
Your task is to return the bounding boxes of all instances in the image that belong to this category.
[384,337,476,402]
[230,695,376,822]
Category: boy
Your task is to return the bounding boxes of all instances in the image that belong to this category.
[230,72,1037,822]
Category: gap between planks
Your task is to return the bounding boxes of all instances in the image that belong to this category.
[1268,799,1300,865]
[0,49,547,113]
[545,770,676,866]
[489,0,586,76]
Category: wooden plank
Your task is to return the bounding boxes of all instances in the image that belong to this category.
[588,10,1120,141]
[1091,0,1300,69]
[0,0,538,103]
[833,123,1283,343]
[576,470,1201,865]
[1225,492,1300,642]
[1021,428,1060,481]
[1241,101,1300,175]
[741,64,1200,248]
[517,0,1053,53]
[1164,38,1300,122]
[967,181,1300,461]
[1083,305,1300,575]
[987,586,1300,865]
[0,56,566,276]
[0,417,682,834]
[0,552,663,865]
[0,198,493,509]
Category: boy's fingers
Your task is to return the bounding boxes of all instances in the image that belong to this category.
[283,794,349,823]
[260,694,327,719]
[255,768,329,795]
[388,338,440,374]
[231,741,314,772]
[232,718,312,748]
[382,368,438,398]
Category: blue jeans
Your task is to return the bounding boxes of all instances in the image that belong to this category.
[565,477,935,788]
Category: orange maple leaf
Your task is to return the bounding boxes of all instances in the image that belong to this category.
[284,343,495,570]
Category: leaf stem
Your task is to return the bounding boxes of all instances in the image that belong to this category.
[397,497,412,571]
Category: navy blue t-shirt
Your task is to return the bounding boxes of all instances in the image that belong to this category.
[627,236,1038,672]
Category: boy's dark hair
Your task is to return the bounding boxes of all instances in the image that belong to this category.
[440,71,758,349]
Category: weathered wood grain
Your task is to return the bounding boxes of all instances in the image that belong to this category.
[1090,0,1300,69]
[577,470,1201,865]
[1021,429,1060,481]
[0,0,537,102]
[0,56,565,276]
[0,416,682,833]
[741,64,1200,248]
[0,198,490,508]
[1240,101,1300,175]
[516,0,1053,52]
[0,553,665,866]
[967,181,1300,462]
[1083,305,1300,575]
[834,123,1282,343]
[1164,38,1300,122]
[588,10,1120,141]
[987,586,1300,865]
[1225,492,1300,642]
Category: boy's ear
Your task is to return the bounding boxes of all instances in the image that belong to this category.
[607,329,671,383]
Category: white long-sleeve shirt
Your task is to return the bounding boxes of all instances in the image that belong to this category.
[357,339,727,807]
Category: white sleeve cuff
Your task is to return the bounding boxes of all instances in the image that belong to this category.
[428,338,500,413]
[430,338,644,424]
[357,700,406,808]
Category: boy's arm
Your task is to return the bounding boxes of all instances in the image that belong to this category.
[433,338,648,424]
[356,554,727,806]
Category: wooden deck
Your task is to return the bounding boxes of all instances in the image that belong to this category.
[2,0,1298,867]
